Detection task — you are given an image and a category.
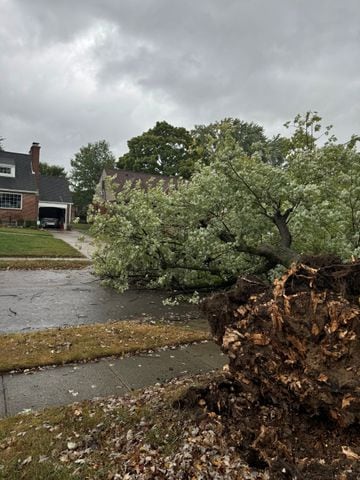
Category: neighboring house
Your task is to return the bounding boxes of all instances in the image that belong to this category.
[96,168,175,202]
[0,143,73,228]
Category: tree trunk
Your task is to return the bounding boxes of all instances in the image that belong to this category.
[272,210,292,248]
[246,243,300,267]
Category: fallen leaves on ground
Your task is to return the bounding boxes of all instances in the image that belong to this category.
[0,372,267,480]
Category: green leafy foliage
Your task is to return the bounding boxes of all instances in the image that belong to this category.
[70,140,116,218]
[191,118,289,167]
[284,110,336,151]
[39,162,67,177]
[118,119,289,181]
[90,114,360,291]
[118,121,193,178]
[71,190,94,220]
[70,140,116,192]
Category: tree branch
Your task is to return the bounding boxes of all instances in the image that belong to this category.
[226,160,273,219]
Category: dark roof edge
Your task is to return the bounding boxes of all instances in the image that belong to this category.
[0,187,37,193]
[0,150,30,158]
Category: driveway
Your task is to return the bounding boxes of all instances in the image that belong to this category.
[0,269,204,333]
[51,229,95,258]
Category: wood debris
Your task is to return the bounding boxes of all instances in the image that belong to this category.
[199,261,360,479]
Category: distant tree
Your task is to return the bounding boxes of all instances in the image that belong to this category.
[191,118,289,167]
[0,137,4,151]
[70,140,116,219]
[72,190,94,221]
[118,119,289,180]
[118,121,193,178]
[39,162,66,177]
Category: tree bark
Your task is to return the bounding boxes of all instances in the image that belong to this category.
[253,244,300,267]
[272,210,292,248]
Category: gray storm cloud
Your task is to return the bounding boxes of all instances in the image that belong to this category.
[0,0,359,169]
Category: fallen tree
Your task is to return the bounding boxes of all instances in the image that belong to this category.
[91,114,360,293]
[190,260,360,479]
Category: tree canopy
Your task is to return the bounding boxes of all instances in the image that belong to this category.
[118,119,289,180]
[191,118,288,167]
[90,114,360,292]
[118,121,193,178]
[70,140,116,218]
[39,162,67,177]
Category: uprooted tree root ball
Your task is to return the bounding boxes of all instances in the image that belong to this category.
[190,261,360,479]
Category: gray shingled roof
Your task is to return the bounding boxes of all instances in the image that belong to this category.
[39,176,73,203]
[0,150,37,192]
[0,157,15,166]
[104,168,176,193]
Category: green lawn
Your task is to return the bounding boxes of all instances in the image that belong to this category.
[0,227,51,236]
[0,230,84,258]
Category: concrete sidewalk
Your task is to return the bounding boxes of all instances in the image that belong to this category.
[0,342,226,417]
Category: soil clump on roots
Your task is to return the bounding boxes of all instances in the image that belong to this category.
[183,261,360,479]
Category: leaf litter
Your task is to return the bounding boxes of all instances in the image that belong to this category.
[0,371,267,479]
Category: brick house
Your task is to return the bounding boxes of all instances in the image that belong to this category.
[0,143,73,228]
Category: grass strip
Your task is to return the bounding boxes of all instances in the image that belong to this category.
[0,320,210,373]
[0,259,90,270]
[0,233,84,258]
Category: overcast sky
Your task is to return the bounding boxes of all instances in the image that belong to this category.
[1,0,359,171]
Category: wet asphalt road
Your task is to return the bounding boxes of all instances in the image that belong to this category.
[0,269,203,333]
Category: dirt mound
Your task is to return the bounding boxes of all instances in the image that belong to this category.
[198,261,360,479]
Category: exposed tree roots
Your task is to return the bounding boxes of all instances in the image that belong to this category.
[186,260,360,479]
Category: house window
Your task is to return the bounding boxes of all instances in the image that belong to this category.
[0,164,15,177]
[0,192,22,209]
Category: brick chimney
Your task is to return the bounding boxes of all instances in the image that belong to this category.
[29,142,40,189]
